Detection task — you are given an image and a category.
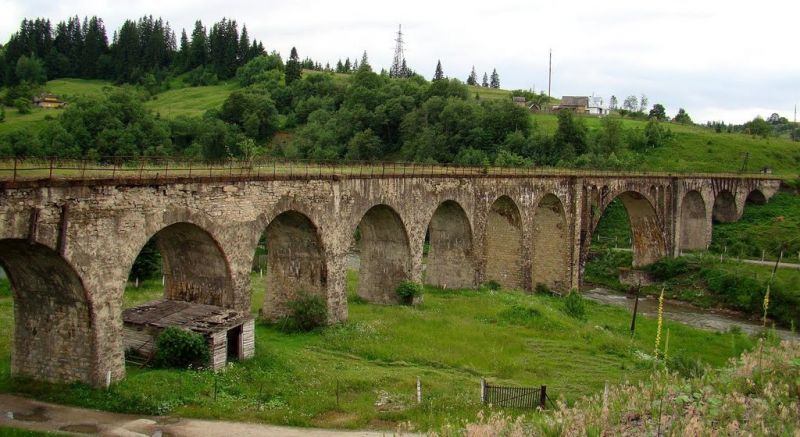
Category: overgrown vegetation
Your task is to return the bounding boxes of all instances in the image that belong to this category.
[395,280,423,304]
[0,272,759,431]
[461,339,799,435]
[277,292,328,332]
[153,327,209,369]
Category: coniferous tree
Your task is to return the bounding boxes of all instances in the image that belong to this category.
[238,25,250,64]
[481,72,489,87]
[400,58,409,77]
[177,29,189,71]
[80,17,108,78]
[343,57,351,73]
[285,46,302,85]
[490,68,500,88]
[335,59,343,73]
[188,20,208,69]
[433,60,444,81]
[466,66,477,85]
[359,51,370,71]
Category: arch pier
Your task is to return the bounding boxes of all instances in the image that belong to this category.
[0,173,780,385]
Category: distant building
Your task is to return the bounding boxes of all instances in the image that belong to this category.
[553,96,589,113]
[552,96,606,115]
[33,93,66,109]
[511,96,528,107]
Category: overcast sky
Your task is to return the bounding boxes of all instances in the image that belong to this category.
[1,0,798,124]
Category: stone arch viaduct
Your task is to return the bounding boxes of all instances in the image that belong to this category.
[0,172,781,385]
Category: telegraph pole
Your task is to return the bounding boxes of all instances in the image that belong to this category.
[548,49,552,98]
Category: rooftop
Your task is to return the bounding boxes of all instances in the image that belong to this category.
[122,299,250,334]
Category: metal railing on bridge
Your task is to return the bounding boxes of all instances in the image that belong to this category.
[0,156,779,184]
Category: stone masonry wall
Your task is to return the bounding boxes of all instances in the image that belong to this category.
[0,174,780,385]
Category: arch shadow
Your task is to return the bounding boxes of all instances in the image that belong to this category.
[426,200,476,289]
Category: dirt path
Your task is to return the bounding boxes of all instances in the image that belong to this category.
[0,394,408,436]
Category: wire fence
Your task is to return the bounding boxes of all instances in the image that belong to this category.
[0,156,781,184]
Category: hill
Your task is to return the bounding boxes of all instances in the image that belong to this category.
[1,77,798,180]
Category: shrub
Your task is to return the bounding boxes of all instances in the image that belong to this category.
[562,289,587,320]
[154,327,209,368]
[279,292,328,332]
[395,281,423,305]
[646,257,692,281]
[534,283,552,294]
[0,106,5,122]
[14,97,32,114]
[483,280,501,291]
[666,354,706,378]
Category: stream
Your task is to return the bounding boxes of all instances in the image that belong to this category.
[583,287,796,339]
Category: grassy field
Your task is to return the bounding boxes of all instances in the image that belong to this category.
[532,112,800,177]
[144,82,237,119]
[2,78,799,180]
[0,272,756,432]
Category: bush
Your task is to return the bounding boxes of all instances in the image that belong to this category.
[0,106,5,122]
[534,283,552,294]
[154,327,209,368]
[666,354,706,378]
[646,257,692,281]
[562,289,587,320]
[395,281,423,304]
[14,97,32,114]
[278,292,328,332]
[483,280,501,291]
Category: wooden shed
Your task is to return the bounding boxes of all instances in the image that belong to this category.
[123,299,255,370]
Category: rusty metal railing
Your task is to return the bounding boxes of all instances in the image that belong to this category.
[0,156,782,184]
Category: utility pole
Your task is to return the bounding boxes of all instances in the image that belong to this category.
[548,49,552,98]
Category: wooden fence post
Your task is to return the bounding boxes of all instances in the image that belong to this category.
[416,377,422,404]
[480,378,486,404]
[539,385,547,409]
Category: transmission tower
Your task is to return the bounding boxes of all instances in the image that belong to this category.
[389,24,407,78]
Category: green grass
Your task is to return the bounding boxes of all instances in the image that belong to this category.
[0,271,756,431]
[711,192,800,259]
[531,113,800,177]
[471,86,511,100]
[144,82,237,119]
[44,78,116,100]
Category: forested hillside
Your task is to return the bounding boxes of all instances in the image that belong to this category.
[1,15,798,178]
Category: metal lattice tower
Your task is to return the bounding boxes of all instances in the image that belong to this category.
[389,24,406,78]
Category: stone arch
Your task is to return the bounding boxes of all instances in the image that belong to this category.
[608,191,667,267]
[532,194,570,292]
[259,211,327,320]
[680,190,708,251]
[426,200,476,289]
[355,204,411,304]
[712,190,737,223]
[746,189,767,205]
[143,222,234,307]
[0,239,94,384]
[485,195,524,288]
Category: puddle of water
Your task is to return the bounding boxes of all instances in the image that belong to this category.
[59,424,100,433]
[14,406,49,422]
[583,287,796,339]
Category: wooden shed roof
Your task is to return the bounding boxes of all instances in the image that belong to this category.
[122,299,249,334]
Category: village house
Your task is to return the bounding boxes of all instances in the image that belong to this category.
[33,93,66,109]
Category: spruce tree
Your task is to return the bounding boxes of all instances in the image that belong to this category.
[336,59,343,73]
[343,57,351,73]
[433,60,444,81]
[285,46,302,85]
[482,72,489,87]
[238,25,250,64]
[400,58,409,77]
[466,65,477,85]
[490,68,500,88]
[358,51,371,72]
[188,20,207,69]
[178,29,190,71]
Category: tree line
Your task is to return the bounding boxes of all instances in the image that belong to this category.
[0,16,271,87]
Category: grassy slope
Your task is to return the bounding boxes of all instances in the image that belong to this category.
[0,273,753,431]
[532,113,800,177]
[144,82,237,119]
[2,78,798,178]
